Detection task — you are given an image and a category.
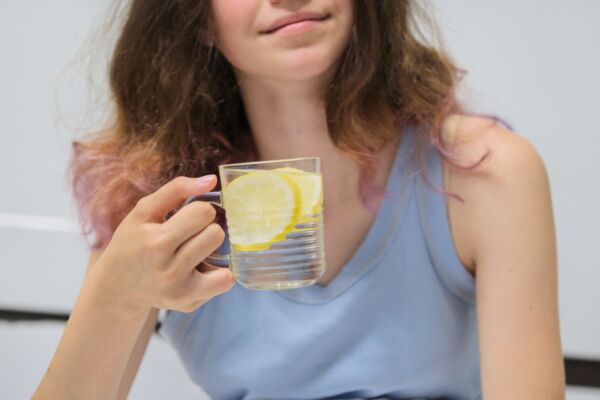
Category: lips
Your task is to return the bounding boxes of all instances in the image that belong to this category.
[261,12,330,34]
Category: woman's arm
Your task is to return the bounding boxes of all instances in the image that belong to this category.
[32,250,154,400]
[446,121,565,399]
[116,307,159,399]
[33,175,233,399]
[81,250,161,400]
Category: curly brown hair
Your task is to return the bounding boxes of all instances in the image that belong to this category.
[69,0,480,250]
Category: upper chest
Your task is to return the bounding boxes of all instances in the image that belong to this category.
[317,203,376,286]
[442,159,477,275]
[316,162,477,287]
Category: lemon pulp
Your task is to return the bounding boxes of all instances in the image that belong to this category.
[273,167,323,223]
[223,171,300,251]
[223,167,323,251]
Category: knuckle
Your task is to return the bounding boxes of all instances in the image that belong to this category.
[177,250,195,269]
[190,201,216,221]
[219,271,236,290]
[207,223,226,243]
[135,196,150,213]
[145,230,170,253]
[160,268,179,286]
[164,286,188,305]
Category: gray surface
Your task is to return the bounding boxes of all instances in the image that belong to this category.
[0,322,208,399]
[433,0,600,359]
[0,228,86,312]
[0,1,103,217]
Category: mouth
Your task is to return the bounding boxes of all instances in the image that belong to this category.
[260,13,331,35]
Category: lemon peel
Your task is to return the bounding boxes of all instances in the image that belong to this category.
[223,170,300,252]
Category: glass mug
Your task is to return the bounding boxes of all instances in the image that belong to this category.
[181,157,326,290]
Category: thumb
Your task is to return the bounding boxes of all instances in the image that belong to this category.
[135,175,217,222]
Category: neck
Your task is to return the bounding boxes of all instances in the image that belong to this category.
[233,69,395,211]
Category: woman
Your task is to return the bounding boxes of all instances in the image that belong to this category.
[33,0,565,399]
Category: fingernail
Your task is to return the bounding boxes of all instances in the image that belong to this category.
[197,175,216,185]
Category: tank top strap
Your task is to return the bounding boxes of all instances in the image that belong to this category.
[275,125,419,304]
[415,140,476,304]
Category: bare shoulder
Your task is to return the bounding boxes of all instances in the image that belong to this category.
[440,114,551,274]
[440,115,563,397]
[440,114,545,171]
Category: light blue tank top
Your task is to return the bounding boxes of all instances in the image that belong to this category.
[159,127,482,400]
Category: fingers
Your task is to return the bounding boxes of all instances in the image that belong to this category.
[172,222,234,301]
[177,271,232,312]
[196,262,222,273]
[162,200,217,247]
[172,222,226,273]
[134,175,217,222]
[189,266,235,300]
[177,299,210,314]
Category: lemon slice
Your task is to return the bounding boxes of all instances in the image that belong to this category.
[273,167,323,218]
[223,171,300,252]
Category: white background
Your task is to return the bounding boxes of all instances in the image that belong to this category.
[0,1,598,398]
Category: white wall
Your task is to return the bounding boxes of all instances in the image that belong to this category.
[0,1,209,398]
[432,0,600,360]
[1,1,598,399]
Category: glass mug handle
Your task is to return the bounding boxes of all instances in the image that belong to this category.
[181,191,230,267]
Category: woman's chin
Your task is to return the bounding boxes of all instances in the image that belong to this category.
[264,55,341,82]
[271,67,332,82]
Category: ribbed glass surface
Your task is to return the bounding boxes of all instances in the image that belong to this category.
[231,215,326,290]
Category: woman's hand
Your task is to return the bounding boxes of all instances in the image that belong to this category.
[88,174,235,315]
